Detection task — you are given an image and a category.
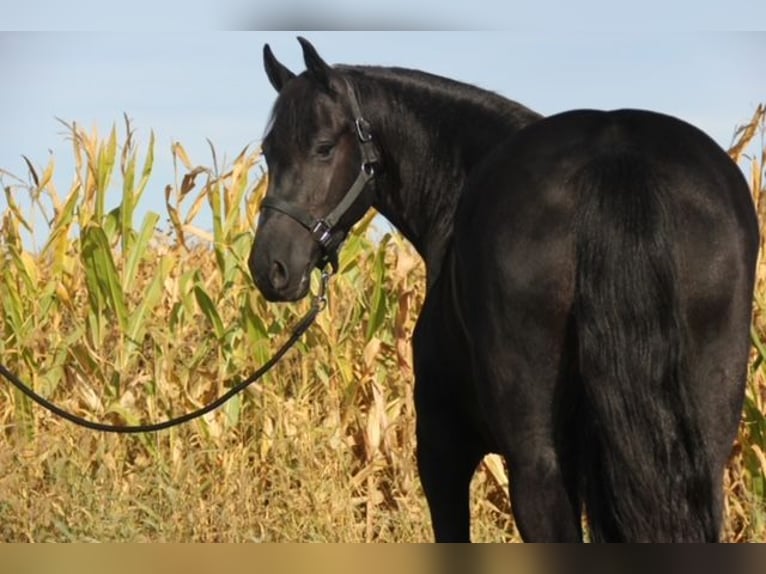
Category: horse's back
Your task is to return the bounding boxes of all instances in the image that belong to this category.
[451,108,758,541]
[456,108,757,303]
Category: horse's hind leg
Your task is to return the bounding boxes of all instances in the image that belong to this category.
[504,432,582,542]
[499,373,582,542]
[684,274,756,536]
[470,305,583,541]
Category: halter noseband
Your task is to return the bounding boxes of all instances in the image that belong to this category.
[260,78,382,273]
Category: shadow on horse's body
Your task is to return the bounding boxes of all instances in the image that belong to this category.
[249,38,759,542]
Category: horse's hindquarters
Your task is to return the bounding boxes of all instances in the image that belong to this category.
[450,108,758,542]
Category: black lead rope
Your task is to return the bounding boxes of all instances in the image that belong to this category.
[0,271,330,434]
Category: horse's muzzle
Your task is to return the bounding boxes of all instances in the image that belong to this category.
[249,246,312,303]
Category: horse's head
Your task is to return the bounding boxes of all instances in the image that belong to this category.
[249,37,380,302]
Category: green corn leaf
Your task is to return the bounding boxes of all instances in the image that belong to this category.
[242,293,268,345]
[206,178,222,229]
[1,268,25,338]
[95,124,118,221]
[42,182,80,262]
[9,247,38,295]
[121,151,137,249]
[206,179,228,276]
[135,130,155,205]
[338,235,367,275]
[223,145,253,234]
[194,281,226,341]
[752,324,766,368]
[81,224,128,332]
[224,232,251,286]
[127,251,171,346]
[36,285,58,327]
[123,211,160,292]
[104,206,121,245]
[365,234,390,342]
[179,269,198,314]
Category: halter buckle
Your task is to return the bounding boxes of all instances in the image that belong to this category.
[355,118,373,143]
[311,219,333,248]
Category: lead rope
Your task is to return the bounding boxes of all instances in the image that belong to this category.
[0,270,331,434]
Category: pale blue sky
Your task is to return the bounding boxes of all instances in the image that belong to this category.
[2,1,766,31]
[1,28,765,235]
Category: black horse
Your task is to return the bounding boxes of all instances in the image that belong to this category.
[249,38,759,542]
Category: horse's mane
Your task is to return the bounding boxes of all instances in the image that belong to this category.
[342,65,538,128]
[264,64,540,151]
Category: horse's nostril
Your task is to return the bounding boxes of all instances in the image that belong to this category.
[269,260,289,291]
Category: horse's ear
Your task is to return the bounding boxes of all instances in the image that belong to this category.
[297,36,332,91]
[263,44,295,93]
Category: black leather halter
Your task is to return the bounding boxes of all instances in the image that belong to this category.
[260,78,382,273]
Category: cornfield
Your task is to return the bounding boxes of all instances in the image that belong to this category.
[0,106,764,542]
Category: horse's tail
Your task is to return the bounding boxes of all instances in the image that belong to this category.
[572,152,717,542]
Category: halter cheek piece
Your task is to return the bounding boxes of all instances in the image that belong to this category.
[260,78,382,273]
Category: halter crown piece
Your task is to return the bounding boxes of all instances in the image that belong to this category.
[260,78,382,273]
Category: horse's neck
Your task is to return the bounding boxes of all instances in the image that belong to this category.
[356,68,541,283]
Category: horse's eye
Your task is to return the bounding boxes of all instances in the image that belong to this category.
[314,141,336,160]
